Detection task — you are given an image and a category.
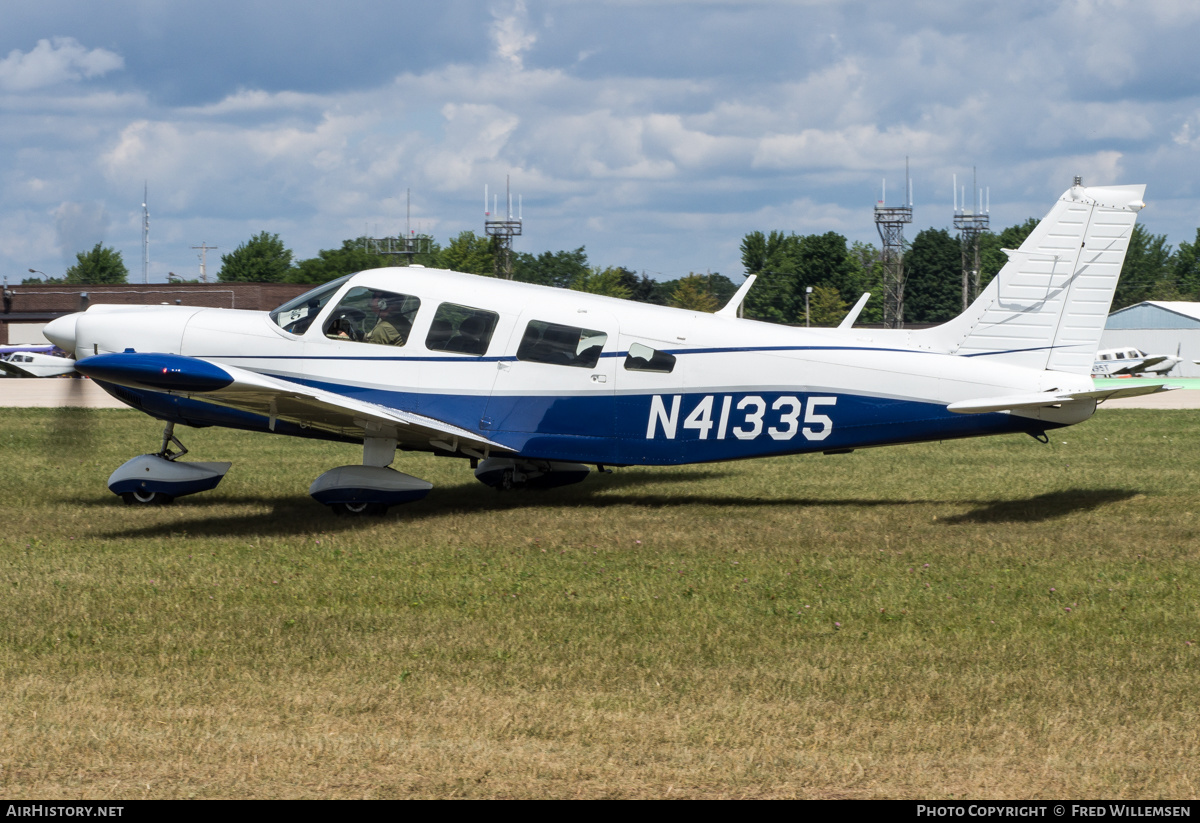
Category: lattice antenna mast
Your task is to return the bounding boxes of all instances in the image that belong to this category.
[874,161,913,328]
[365,188,434,264]
[191,243,219,283]
[484,175,522,280]
[953,168,990,311]
[142,182,150,284]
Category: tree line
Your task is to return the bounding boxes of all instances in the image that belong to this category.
[33,220,1200,325]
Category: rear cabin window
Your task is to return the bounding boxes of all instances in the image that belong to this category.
[425,303,499,356]
[623,342,676,373]
[517,320,607,368]
[323,287,420,347]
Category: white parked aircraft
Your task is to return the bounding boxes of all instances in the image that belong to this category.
[43,182,1171,513]
[1091,346,1181,376]
[0,345,77,378]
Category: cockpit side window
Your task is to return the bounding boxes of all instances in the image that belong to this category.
[623,342,676,373]
[425,303,499,356]
[269,275,352,335]
[517,320,608,368]
[323,287,420,347]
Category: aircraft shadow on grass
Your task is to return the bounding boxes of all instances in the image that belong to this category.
[92,473,1141,540]
[941,488,1139,524]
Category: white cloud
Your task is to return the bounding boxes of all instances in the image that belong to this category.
[491,0,538,70]
[6,3,1200,284]
[0,38,123,92]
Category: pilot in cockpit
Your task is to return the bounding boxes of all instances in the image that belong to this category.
[365,294,405,346]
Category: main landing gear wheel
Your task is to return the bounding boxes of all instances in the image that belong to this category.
[330,501,389,516]
[120,489,175,506]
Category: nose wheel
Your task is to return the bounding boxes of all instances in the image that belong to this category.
[108,422,231,505]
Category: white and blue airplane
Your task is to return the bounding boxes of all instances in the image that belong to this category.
[43,181,1170,514]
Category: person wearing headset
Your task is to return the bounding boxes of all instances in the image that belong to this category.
[365,293,404,346]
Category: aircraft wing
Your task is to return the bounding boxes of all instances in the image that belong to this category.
[947,383,1179,414]
[74,351,514,456]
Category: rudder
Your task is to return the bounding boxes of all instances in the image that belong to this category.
[915,182,1146,375]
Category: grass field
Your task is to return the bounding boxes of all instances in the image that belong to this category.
[1,407,1198,799]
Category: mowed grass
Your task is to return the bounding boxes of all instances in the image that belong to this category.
[1,408,1198,799]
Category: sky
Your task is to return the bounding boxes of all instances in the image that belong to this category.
[4,0,1200,285]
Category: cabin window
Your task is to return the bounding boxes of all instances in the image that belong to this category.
[323,287,420,347]
[1115,352,1125,359]
[425,303,499,356]
[269,275,352,334]
[624,342,676,374]
[517,320,607,368]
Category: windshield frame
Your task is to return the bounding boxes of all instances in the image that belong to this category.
[268,274,355,335]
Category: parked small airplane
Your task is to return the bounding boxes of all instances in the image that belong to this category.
[43,181,1171,513]
[1092,345,1181,376]
[0,345,77,378]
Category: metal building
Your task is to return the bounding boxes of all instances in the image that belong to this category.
[1100,301,1200,377]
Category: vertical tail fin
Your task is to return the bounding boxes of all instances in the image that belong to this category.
[915,183,1146,374]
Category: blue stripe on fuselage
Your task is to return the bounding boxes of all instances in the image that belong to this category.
[102,377,1058,467]
[284,377,1053,465]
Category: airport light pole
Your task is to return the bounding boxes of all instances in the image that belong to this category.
[27,268,47,280]
[805,286,813,327]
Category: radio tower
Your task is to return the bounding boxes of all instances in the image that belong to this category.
[953,169,989,311]
[874,162,913,328]
[365,189,434,264]
[484,176,522,280]
[141,182,150,284]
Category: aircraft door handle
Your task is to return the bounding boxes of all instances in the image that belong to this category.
[591,374,607,383]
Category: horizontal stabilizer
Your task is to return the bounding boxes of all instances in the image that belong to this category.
[947,384,1178,414]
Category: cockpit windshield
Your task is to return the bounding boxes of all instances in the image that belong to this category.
[269,275,353,335]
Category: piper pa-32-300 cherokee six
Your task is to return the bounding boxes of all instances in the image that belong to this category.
[44,181,1171,514]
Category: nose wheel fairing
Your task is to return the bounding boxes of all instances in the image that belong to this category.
[108,454,232,503]
[106,421,232,505]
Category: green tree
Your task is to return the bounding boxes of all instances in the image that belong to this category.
[1113,224,1172,310]
[218,232,293,282]
[571,266,633,299]
[739,230,858,324]
[616,268,661,303]
[291,240,391,284]
[668,274,720,312]
[438,231,496,276]
[63,243,128,284]
[740,230,801,323]
[904,228,962,324]
[807,285,848,327]
[846,240,883,325]
[513,247,589,288]
[1170,228,1200,301]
